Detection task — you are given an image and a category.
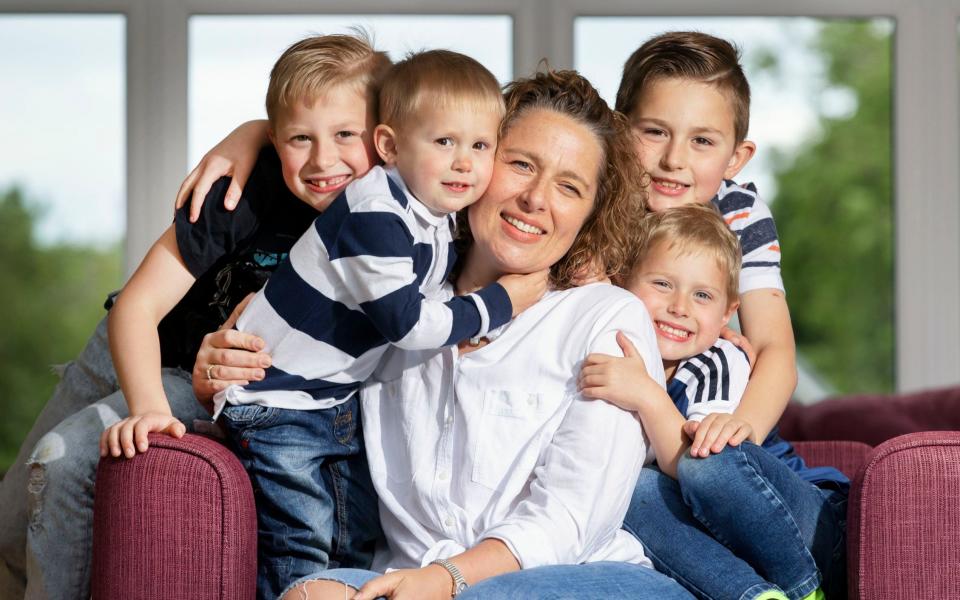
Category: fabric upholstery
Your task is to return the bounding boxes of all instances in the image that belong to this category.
[846,431,960,599]
[91,433,256,599]
[791,440,872,480]
[779,386,960,446]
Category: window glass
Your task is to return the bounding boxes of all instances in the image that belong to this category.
[189,15,512,166]
[576,17,895,400]
[0,14,125,471]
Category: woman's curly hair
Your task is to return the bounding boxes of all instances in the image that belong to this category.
[455,69,648,289]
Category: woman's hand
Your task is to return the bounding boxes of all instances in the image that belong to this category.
[352,565,453,600]
[683,413,754,457]
[175,120,270,222]
[99,412,186,458]
[191,293,270,410]
[719,325,756,369]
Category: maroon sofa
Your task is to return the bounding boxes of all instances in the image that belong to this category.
[91,387,960,599]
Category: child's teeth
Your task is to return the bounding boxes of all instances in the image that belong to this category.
[658,322,690,338]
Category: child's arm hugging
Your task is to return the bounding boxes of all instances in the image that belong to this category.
[579,332,687,477]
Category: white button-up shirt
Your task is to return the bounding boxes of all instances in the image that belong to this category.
[362,283,664,572]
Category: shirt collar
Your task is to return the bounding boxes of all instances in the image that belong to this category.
[384,165,450,227]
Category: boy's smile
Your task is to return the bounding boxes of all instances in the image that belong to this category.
[270,83,378,212]
[385,104,501,215]
[630,78,754,211]
[626,240,738,377]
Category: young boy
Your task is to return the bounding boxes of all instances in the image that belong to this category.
[614,31,796,457]
[211,49,545,597]
[580,205,848,600]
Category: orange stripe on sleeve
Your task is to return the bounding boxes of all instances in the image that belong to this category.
[725,212,749,225]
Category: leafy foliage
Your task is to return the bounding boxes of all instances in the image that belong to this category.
[770,22,894,393]
[0,187,121,474]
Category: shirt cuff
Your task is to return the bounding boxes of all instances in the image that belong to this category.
[481,523,556,569]
[470,283,512,335]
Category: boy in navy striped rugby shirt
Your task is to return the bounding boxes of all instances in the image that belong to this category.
[213,48,548,597]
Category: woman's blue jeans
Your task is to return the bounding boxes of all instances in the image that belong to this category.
[283,562,695,599]
[622,443,847,600]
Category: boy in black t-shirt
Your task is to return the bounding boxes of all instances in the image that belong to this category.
[0,34,390,600]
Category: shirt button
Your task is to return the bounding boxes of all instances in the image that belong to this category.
[445,516,455,527]
[438,471,450,481]
[527,396,536,406]
[446,415,454,425]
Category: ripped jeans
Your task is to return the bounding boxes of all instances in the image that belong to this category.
[0,317,210,600]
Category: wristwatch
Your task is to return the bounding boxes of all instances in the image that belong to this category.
[430,558,469,597]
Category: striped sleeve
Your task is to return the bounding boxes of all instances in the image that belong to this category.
[673,339,751,422]
[321,204,511,350]
[713,181,784,294]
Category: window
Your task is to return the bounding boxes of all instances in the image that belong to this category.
[576,17,895,400]
[0,14,125,469]
[189,14,512,166]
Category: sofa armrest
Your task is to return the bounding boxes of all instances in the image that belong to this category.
[91,433,256,599]
[847,431,960,599]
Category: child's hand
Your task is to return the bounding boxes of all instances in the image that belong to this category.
[720,326,756,369]
[99,412,186,459]
[683,413,754,457]
[579,331,660,413]
[498,269,550,317]
[174,120,268,222]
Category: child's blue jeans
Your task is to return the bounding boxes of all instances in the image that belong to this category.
[623,443,847,600]
[221,397,381,600]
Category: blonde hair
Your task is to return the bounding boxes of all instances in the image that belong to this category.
[615,31,751,144]
[626,204,741,304]
[266,32,392,124]
[378,49,505,130]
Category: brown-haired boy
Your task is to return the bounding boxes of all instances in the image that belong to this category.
[616,30,796,461]
[580,32,847,600]
[581,204,847,600]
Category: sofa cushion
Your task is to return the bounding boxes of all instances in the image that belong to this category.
[779,385,960,446]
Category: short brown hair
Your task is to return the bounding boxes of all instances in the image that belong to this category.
[626,204,741,305]
[266,32,392,124]
[456,69,647,290]
[378,49,504,131]
[615,31,751,144]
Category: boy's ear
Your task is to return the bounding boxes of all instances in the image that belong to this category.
[723,140,756,180]
[267,127,277,146]
[723,299,741,325]
[374,124,399,165]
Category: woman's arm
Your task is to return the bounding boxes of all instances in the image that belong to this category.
[101,226,197,458]
[175,119,270,222]
[352,539,520,600]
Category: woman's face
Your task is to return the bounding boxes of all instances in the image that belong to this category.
[468,108,603,275]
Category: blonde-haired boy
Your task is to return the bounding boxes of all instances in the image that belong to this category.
[67,33,388,600]
[581,204,847,600]
[206,49,545,597]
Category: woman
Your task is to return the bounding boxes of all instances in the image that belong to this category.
[194,70,693,599]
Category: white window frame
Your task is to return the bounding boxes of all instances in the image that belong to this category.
[3,0,959,393]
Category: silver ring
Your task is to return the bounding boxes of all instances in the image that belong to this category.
[206,364,215,381]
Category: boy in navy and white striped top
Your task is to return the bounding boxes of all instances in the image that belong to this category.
[580,205,845,600]
[215,48,547,597]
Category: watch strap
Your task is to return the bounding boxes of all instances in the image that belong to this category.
[430,558,468,597]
